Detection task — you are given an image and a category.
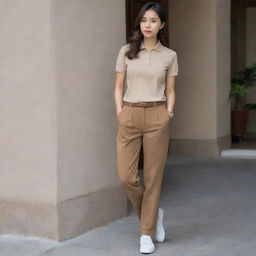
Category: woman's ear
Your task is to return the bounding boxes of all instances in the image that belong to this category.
[160,22,165,30]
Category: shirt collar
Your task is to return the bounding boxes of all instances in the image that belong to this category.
[140,40,163,52]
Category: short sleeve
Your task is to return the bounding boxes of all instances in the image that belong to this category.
[115,45,127,72]
[167,52,178,76]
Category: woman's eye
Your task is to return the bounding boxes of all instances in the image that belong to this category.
[141,19,157,23]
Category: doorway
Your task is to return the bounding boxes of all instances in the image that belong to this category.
[231,0,256,149]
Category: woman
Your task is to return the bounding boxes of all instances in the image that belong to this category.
[114,2,178,254]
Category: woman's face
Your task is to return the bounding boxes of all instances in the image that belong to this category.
[140,9,165,39]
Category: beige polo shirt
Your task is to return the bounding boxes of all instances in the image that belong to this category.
[115,40,178,103]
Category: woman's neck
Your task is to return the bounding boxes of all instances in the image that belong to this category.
[143,37,158,49]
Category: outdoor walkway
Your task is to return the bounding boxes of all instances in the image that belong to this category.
[1,155,256,256]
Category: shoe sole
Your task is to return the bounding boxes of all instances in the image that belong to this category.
[140,248,155,254]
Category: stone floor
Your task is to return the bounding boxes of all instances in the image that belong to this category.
[0,155,256,256]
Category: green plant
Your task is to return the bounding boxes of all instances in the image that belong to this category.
[230,83,247,109]
[229,63,256,110]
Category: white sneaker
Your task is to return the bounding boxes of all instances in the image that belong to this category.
[154,207,165,242]
[139,235,155,254]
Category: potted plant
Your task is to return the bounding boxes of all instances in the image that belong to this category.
[229,63,256,142]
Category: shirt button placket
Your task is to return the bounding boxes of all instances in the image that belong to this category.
[147,51,151,66]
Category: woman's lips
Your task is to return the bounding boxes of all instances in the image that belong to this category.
[144,30,152,34]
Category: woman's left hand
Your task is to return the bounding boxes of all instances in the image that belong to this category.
[168,112,174,118]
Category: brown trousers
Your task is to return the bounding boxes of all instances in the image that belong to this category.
[116,102,170,235]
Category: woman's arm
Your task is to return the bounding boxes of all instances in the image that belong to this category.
[114,71,126,117]
[165,76,176,117]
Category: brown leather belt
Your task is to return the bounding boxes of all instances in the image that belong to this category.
[123,101,166,108]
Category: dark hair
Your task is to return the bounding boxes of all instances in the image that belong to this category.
[125,2,167,60]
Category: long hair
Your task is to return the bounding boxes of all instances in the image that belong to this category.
[125,2,167,60]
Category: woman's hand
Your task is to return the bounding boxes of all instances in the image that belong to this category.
[116,108,122,118]
[168,111,174,119]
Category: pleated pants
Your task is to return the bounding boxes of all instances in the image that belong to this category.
[116,102,170,235]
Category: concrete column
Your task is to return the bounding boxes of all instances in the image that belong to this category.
[0,0,58,239]
[169,0,231,156]
[0,0,127,241]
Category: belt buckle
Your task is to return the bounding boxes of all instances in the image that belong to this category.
[138,102,148,107]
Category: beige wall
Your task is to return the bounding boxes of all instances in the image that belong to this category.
[169,0,231,155]
[52,0,127,240]
[0,0,57,204]
[0,0,59,238]
[51,0,122,203]
[0,0,127,241]
[216,0,231,139]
